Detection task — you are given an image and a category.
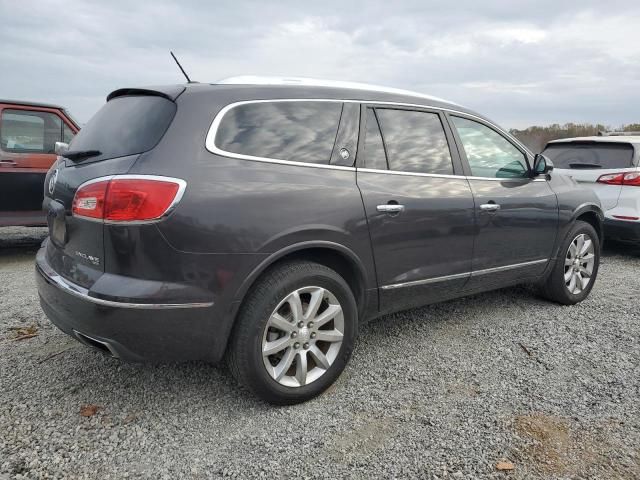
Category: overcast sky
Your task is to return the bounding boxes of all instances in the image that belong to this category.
[1,0,639,129]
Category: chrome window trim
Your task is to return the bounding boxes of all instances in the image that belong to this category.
[381,258,548,290]
[71,174,188,225]
[204,98,534,170]
[37,255,213,309]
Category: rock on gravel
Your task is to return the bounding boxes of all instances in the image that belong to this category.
[1,227,639,479]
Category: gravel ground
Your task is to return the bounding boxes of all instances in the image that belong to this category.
[1,226,639,479]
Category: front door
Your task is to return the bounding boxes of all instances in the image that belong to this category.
[356,106,476,315]
[447,114,558,289]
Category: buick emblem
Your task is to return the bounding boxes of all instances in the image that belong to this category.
[48,169,58,195]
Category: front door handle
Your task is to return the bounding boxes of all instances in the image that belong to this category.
[480,203,501,212]
[0,160,17,166]
[377,204,405,213]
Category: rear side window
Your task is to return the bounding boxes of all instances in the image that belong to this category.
[363,108,387,170]
[69,95,176,161]
[0,109,62,153]
[542,143,634,170]
[375,109,453,175]
[215,101,342,164]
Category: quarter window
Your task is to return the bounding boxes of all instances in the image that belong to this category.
[0,109,62,154]
[451,116,528,178]
[363,108,387,170]
[375,109,453,175]
[215,101,342,165]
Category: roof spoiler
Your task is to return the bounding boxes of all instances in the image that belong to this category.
[597,131,640,137]
[106,86,186,102]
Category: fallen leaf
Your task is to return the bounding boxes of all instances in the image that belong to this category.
[496,461,515,471]
[80,404,101,417]
[10,325,39,340]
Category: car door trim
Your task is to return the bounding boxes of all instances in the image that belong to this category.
[380,258,548,290]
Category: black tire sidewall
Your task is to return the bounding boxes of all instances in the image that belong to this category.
[235,262,357,405]
[551,221,600,304]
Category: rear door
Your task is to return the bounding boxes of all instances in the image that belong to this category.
[447,114,557,288]
[356,105,475,314]
[0,106,77,225]
[543,141,636,210]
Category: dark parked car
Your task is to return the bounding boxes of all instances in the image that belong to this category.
[0,99,79,226]
[36,77,603,404]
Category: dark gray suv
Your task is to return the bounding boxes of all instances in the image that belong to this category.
[36,77,603,404]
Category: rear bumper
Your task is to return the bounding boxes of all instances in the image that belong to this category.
[604,218,640,243]
[36,245,223,362]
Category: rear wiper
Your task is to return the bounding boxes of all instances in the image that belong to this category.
[64,149,102,162]
[568,162,602,169]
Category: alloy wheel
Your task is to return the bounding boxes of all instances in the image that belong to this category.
[261,286,344,387]
[564,233,595,295]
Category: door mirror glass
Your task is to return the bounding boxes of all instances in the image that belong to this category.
[534,153,554,175]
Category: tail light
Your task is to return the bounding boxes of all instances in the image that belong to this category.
[597,172,640,186]
[72,176,185,222]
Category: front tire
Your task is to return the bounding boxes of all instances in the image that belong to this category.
[227,261,358,405]
[540,220,600,305]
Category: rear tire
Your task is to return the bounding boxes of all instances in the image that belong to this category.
[539,220,600,305]
[227,260,358,405]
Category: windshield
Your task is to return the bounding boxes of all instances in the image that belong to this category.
[543,142,634,169]
[68,95,176,162]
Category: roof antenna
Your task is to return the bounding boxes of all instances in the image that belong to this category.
[170,51,193,83]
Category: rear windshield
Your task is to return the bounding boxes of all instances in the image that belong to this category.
[543,142,635,169]
[68,95,176,161]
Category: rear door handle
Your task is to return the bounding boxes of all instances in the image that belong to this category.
[480,203,500,212]
[0,160,17,166]
[377,204,405,213]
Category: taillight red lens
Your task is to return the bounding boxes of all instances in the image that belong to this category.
[72,180,108,219]
[596,173,624,185]
[72,177,183,222]
[597,172,640,186]
[622,172,640,186]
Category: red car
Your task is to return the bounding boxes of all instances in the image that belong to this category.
[0,100,79,227]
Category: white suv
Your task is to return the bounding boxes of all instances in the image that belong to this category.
[543,134,640,243]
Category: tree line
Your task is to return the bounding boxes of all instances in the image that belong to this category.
[510,123,640,152]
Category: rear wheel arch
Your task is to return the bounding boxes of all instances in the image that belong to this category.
[232,242,368,324]
[573,204,604,243]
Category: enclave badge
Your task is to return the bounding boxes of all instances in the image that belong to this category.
[48,169,58,195]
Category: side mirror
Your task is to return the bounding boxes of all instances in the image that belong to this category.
[54,142,69,156]
[533,153,554,176]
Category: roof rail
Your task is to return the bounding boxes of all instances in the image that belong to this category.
[597,131,640,137]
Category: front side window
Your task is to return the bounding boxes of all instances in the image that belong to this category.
[63,123,75,144]
[451,116,528,178]
[375,109,453,175]
[215,101,342,165]
[0,109,62,153]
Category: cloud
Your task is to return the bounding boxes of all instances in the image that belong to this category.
[0,0,638,128]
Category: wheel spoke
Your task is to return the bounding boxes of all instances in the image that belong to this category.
[268,312,295,332]
[579,265,591,277]
[304,288,325,321]
[579,272,590,289]
[273,347,296,381]
[564,257,574,266]
[568,272,577,293]
[580,238,592,256]
[309,345,331,369]
[315,329,344,343]
[287,291,304,322]
[295,351,308,386]
[263,336,292,356]
[575,235,585,256]
[313,304,342,328]
[564,268,573,282]
[568,242,577,259]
